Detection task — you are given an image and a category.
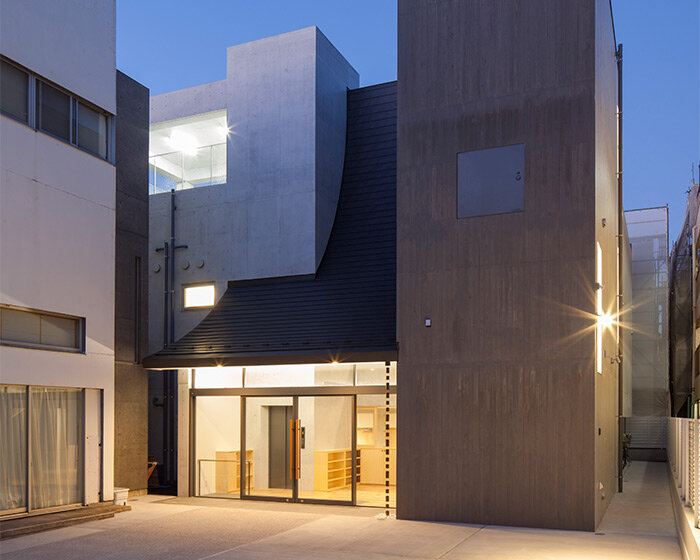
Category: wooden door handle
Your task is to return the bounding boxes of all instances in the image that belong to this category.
[295,419,301,479]
[289,419,295,480]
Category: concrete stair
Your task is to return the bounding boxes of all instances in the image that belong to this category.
[0,503,130,540]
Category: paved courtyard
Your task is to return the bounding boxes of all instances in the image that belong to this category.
[0,462,681,560]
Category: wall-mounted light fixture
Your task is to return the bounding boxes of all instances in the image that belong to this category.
[596,242,604,374]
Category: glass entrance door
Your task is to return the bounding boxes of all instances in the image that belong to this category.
[241,395,355,504]
[297,396,354,504]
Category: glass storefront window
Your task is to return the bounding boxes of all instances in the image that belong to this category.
[0,386,27,513]
[192,362,396,389]
[245,365,316,387]
[195,396,241,498]
[356,393,396,508]
[1,386,89,516]
[355,362,397,385]
[29,387,82,510]
[194,367,243,389]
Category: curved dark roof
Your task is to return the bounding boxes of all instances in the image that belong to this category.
[143,82,397,368]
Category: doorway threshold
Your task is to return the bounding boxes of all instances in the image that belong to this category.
[152,496,391,518]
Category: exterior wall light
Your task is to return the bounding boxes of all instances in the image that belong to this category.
[596,242,604,374]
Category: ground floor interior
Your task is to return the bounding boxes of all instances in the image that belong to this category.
[185,362,397,508]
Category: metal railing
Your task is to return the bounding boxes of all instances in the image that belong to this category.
[668,417,700,527]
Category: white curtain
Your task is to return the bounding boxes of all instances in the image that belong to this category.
[30,388,82,510]
[0,386,26,512]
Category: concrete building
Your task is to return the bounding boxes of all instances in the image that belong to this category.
[0,0,149,517]
[143,2,628,531]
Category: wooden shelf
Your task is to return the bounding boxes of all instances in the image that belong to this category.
[215,450,253,493]
[314,449,359,491]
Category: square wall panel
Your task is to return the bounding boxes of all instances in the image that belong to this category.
[457,144,525,218]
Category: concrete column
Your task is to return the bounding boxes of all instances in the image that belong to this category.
[177,369,190,497]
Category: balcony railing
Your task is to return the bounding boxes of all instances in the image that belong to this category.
[149,143,226,195]
[668,417,700,527]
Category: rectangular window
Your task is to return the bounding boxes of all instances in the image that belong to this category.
[36,80,71,142]
[0,59,29,123]
[76,101,108,159]
[0,57,112,162]
[184,283,216,309]
[0,305,83,352]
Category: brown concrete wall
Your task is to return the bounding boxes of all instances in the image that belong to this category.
[593,0,621,527]
[397,0,606,530]
[114,71,150,493]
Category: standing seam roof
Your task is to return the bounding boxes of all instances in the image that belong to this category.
[143,82,397,367]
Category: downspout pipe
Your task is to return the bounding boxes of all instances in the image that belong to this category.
[616,43,624,493]
[170,188,176,345]
[163,241,169,347]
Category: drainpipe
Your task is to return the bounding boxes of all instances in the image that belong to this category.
[163,242,170,347]
[692,223,698,416]
[170,189,176,345]
[616,43,624,493]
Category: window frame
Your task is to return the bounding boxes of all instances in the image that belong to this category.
[0,304,86,354]
[0,58,30,124]
[0,56,113,163]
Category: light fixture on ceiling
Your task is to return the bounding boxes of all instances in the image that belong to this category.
[169,129,199,155]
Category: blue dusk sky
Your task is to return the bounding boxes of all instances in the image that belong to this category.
[117,0,699,244]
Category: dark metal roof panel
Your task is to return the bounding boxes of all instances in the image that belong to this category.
[143,82,397,367]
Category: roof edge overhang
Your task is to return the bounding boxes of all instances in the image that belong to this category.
[142,347,398,370]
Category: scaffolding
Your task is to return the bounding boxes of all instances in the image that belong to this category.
[627,207,670,417]
[670,181,700,417]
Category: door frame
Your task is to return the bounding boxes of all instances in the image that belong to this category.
[190,385,396,506]
[239,394,357,506]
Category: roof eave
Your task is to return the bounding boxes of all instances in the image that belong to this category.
[141,346,398,370]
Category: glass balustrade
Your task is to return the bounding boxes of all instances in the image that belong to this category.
[149,142,226,194]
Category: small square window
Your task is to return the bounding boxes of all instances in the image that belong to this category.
[183,284,215,309]
[457,144,525,218]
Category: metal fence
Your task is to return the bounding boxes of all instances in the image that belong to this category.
[668,417,700,527]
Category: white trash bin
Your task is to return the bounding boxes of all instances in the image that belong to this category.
[113,487,129,506]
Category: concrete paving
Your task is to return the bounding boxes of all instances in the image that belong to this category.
[0,461,681,560]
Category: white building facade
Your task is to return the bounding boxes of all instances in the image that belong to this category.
[0,0,117,515]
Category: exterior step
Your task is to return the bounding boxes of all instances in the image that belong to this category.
[0,504,130,540]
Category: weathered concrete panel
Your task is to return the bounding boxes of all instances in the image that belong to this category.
[114,71,149,492]
[397,0,615,531]
[147,27,357,352]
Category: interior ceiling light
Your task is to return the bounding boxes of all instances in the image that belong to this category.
[169,129,198,155]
